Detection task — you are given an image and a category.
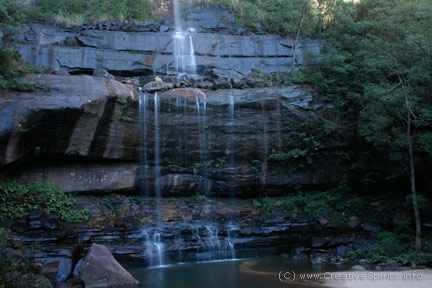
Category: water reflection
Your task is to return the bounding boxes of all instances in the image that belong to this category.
[120,258,353,288]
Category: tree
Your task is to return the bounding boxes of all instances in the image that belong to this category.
[358,0,432,261]
[302,0,432,263]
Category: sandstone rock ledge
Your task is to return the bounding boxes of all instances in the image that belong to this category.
[78,243,139,288]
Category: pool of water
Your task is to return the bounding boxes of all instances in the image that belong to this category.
[121,258,354,288]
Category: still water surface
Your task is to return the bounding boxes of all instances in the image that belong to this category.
[122,258,353,288]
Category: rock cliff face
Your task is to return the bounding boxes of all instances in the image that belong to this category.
[0,4,361,284]
[0,73,347,196]
[13,13,319,79]
[0,4,346,196]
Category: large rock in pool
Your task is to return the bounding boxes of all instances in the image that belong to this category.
[78,243,138,287]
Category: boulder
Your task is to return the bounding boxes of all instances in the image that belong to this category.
[319,217,329,226]
[336,245,347,257]
[378,259,399,271]
[351,265,366,271]
[78,243,138,288]
[43,66,70,76]
[361,222,382,232]
[143,77,171,93]
[213,77,231,89]
[27,210,48,229]
[93,69,114,79]
[245,75,264,88]
[312,237,329,248]
[348,216,360,228]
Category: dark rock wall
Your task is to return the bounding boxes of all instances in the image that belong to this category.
[0,74,348,196]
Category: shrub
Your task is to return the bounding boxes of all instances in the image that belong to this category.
[0,180,89,223]
[35,0,154,24]
[0,46,48,92]
[0,0,29,43]
[370,230,406,262]
[35,0,85,17]
[194,0,316,36]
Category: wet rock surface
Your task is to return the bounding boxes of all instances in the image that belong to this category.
[0,74,348,196]
[8,197,373,281]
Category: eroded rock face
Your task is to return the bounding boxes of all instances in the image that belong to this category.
[78,243,138,287]
[0,74,137,166]
[13,21,319,78]
[0,74,347,195]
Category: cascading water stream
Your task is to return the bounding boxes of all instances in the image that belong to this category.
[228,43,236,197]
[173,0,197,76]
[142,227,165,267]
[137,1,240,267]
[154,92,161,206]
[261,102,268,186]
[138,92,149,197]
[189,224,237,261]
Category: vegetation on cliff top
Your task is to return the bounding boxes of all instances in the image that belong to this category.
[33,0,154,25]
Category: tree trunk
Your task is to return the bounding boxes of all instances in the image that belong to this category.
[291,4,307,73]
[405,94,421,262]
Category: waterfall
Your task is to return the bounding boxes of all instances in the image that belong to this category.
[203,92,211,195]
[154,93,161,207]
[138,92,149,197]
[261,102,268,186]
[142,227,165,267]
[188,224,237,261]
[188,35,197,75]
[228,47,236,197]
[173,0,197,75]
[194,90,202,166]
[173,0,182,31]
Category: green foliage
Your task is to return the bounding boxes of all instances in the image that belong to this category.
[196,0,316,36]
[370,231,406,262]
[252,71,295,87]
[0,180,89,223]
[254,184,361,225]
[194,192,207,203]
[0,46,47,92]
[116,98,128,105]
[0,0,29,42]
[348,230,408,263]
[34,0,154,24]
[269,132,320,165]
[100,195,124,216]
[251,159,261,173]
[36,0,85,17]
[0,78,51,92]
[111,112,133,122]
[254,196,272,212]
